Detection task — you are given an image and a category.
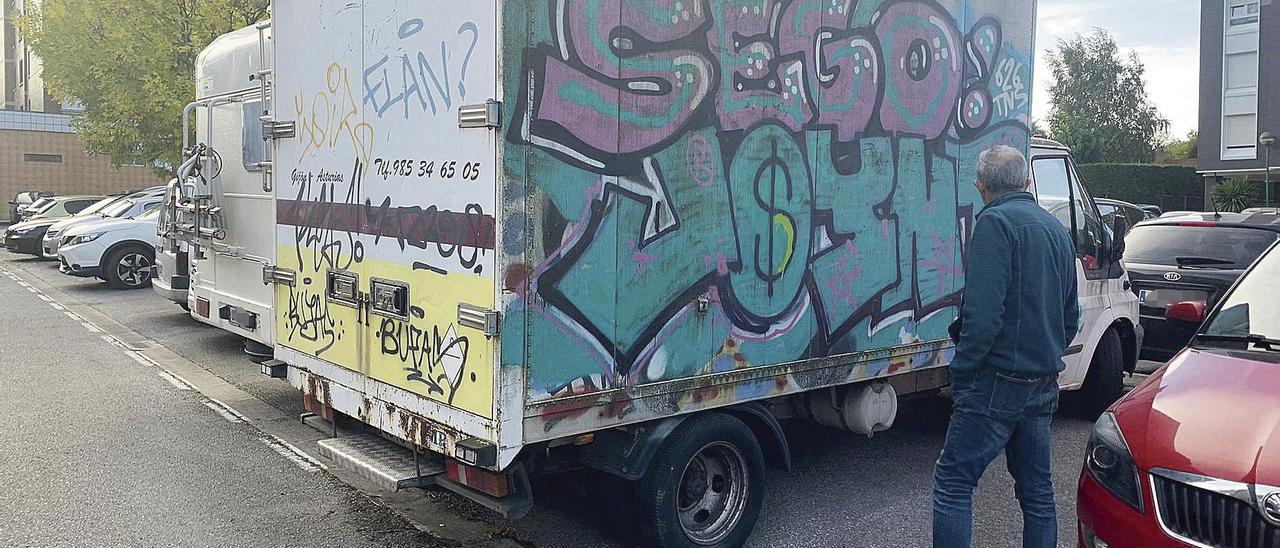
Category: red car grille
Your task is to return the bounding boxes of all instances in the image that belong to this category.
[1153,475,1279,547]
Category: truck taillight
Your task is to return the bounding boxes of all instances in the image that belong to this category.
[177,250,189,276]
[446,459,508,498]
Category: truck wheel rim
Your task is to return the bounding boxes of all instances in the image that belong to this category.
[676,441,748,545]
[117,253,151,286]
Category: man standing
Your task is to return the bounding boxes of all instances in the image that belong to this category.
[932,145,1080,548]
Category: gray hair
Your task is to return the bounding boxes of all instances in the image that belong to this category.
[977,145,1029,196]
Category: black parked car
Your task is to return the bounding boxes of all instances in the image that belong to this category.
[1123,212,1280,360]
[3,217,60,255]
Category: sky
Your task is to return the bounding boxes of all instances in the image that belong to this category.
[1033,0,1202,137]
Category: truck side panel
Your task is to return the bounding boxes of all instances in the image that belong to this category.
[500,0,1036,440]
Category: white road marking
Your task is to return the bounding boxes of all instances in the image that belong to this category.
[127,352,153,367]
[204,401,246,423]
[258,437,326,472]
[156,369,195,391]
[205,397,250,423]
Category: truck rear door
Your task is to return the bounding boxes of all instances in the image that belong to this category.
[272,0,500,423]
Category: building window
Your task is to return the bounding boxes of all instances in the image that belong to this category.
[23,153,63,163]
[1230,2,1260,25]
[1221,1,1261,160]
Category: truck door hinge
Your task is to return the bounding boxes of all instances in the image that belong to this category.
[262,118,297,140]
[457,304,500,337]
[458,100,502,129]
[262,265,297,287]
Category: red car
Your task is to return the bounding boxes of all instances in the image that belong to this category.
[1077,240,1280,548]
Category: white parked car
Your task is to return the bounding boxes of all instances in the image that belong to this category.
[43,188,165,259]
[58,209,161,290]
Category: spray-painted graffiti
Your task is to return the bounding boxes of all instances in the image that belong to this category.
[279,158,367,357]
[294,63,377,169]
[378,306,473,404]
[362,19,481,119]
[503,0,1034,417]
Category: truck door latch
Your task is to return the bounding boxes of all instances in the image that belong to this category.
[370,278,410,320]
[326,270,360,307]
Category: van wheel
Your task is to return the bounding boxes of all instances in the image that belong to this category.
[103,245,153,290]
[1076,329,1125,418]
[637,413,764,548]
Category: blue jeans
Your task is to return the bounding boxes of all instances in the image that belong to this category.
[932,368,1059,548]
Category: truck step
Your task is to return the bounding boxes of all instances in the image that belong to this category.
[317,434,444,491]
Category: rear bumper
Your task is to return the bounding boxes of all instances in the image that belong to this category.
[151,271,189,303]
[1077,468,1186,547]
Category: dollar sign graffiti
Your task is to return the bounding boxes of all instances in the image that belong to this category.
[752,139,796,298]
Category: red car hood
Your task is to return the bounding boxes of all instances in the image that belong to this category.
[1114,347,1280,487]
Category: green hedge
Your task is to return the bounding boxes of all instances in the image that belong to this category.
[1076,163,1204,211]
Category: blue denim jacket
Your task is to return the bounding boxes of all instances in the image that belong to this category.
[950,191,1080,378]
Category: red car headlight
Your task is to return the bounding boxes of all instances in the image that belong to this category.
[1085,412,1144,512]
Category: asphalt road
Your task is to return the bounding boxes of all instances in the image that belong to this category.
[0,256,446,547]
[0,249,1158,547]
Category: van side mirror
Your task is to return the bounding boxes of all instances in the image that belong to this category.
[1110,215,1130,262]
[1166,301,1207,325]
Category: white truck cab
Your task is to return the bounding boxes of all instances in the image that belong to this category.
[1030,138,1143,411]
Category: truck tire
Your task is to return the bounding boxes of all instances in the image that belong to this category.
[1076,329,1125,419]
[636,413,765,548]
[103,244,154,290]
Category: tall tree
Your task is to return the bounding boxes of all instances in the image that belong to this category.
[18,0,269,173]
[1164,130,1199,161]
[1031,119,1050,139]
[1046,29,1169,164]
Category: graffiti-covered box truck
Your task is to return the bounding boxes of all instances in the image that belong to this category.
[259,1,1139,545]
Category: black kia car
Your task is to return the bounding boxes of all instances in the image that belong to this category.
[1123,212,1280,360]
